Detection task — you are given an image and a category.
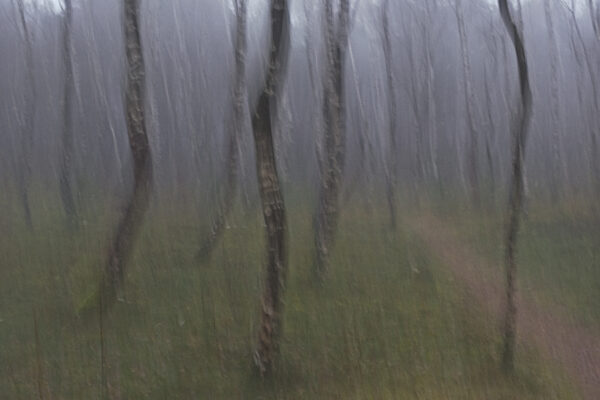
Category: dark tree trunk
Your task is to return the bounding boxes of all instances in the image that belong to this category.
[314,0,350,278]
[382,0,398,229]
[498,0,532,373]
[198,0,247,261]
[101,0,153,306]
[251,0,290,375]
[59,0,77,226]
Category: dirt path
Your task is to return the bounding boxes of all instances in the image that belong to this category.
[409,213,600,399]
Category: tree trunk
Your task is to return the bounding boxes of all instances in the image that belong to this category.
[544,0,564,202]
[251,0,290,375]
[59,0,77,226]
[456,0,480,208]
[314,0,350,278]
[565,0,600,199]
[483,64,497,207]
[197,0,247,261]
[16,0,35,230]
[101,0,153,306]
[498,0,532,373]
[382,0,398,229]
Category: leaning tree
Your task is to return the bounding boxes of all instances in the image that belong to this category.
[249,0,291,375]
[498,0,532,372]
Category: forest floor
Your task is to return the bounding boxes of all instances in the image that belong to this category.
[0,190,584,399]
[408,211,600,399]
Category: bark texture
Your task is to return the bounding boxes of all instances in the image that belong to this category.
[314,0,350,278]
[498,0,532,373]
[251,0,290,375]
[102,0,153,305]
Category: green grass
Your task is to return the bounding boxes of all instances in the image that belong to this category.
[436,198,600,331]
[0,192,579,399]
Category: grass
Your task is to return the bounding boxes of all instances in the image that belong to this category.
[434,196,600,331]
[0,190,580,399]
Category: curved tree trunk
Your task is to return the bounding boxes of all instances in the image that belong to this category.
[101,0,153,306]
[197,0,247,261]
[251,0,290,375]
[314,0,350,278]
[498,0,532,373]
[59,0,77,226]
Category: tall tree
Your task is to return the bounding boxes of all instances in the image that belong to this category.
[251,0,290,375]
[563,0,600,198]
[544,0,565,202]
[59,0,77,225]
[101,0,153,306]
[16,0,35,230]
[498,0,532,373]
[197,0,246,261]
[314,0,350,278]
[455,0,480,207]
[381,0,398,229]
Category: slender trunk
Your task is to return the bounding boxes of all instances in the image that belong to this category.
[314,0,350,278]
[59,0,77,226]
[483,65,496,206]
[498,0,532,373]
[565,0,600,197]
[101,0,153,306]
[197,0,246,261]
[588,0,600,40]
[17,0,35,230]
[382,0,398,229]
[251,0,290,375]
[544,0,564,202]
[456,0,480,207]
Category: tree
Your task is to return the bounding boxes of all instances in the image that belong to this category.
[197,0,247,261]
[498,0,532,373]
[544,0,565,202]
[15,0,36,230]
[455,0,480,207]
[101,0,153,306]
[59,0,77,225]
[381,0,398,228]
[562,0,600,199]
[250,0,290,375]
[314,0,350,278]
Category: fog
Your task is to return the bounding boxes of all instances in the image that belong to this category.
[2,0,600,398]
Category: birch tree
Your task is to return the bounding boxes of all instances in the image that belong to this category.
[15,0,35,230]
[382,0,398,228]
[101,0,153,306]
[59,0,77,225]
[455,0,480,207]
[544,0,565,201]
[314,0,350,278]
[251,0,290,375]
